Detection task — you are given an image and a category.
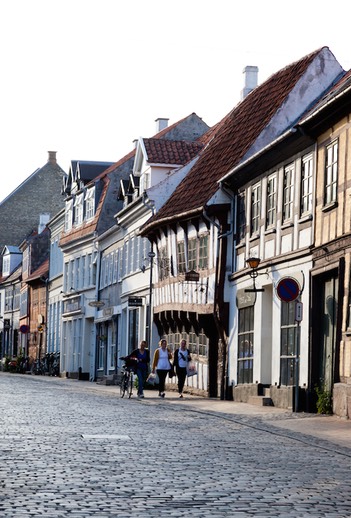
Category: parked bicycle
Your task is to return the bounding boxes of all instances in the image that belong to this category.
[119,356,137,398]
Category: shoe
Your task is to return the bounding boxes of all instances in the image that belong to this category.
[158,393,162,397]
[140,394,144,398]
[161,393,165,398]
[179,394,183,398]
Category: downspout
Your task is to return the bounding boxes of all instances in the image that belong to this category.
[203,182,236,399]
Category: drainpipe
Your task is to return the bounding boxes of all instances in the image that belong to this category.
[203,183,235,399]
[141,193,156,349]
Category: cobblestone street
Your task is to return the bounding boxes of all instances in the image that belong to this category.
[0,373,350,517]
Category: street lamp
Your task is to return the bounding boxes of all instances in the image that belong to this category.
[147,249,156,348]
[245,256,264,293]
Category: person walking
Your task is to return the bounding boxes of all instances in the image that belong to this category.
[151,339,172,398]
[173,339,192,398]
[130,340,150,398]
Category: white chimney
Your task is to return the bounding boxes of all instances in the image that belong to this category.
[38,213,50,234]
[155,118,169,133]
[241,66,258,99]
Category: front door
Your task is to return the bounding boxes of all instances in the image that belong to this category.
[311,272,339,407]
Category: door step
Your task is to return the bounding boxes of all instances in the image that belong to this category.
[247,395,273,406]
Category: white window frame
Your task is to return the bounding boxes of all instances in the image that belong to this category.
[301,153,313,216]
[324,140,338,206]
[283,164,294,223]
[85,187,95,220]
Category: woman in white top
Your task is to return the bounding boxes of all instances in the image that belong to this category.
[152,339,172,398]
[173,339,192,398]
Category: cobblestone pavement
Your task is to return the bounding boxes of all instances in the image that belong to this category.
[0,373,351,518]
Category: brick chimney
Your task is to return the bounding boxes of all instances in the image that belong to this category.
[48,151,57,165]
[241,66,258,100]
[155,118,169,133]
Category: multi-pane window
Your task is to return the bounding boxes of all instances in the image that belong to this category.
[188,238,197,270]
[85,187,95,220]
[177,241,186,274]
[158,247,169,281]
[237,306,254,384]
[280,301,299,386]
[251,183,261,235]
[198,331,208,357]
[74,194,84,226]
[198,234,208,269]
[324,140,338,205]
[266,174,277,227]
[300,154,313,215]
[283,164,294,222]
[65,199,73,231]
[237,192,246,241]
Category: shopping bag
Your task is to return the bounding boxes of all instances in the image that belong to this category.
[146,372,159,385]
[186,361,197,377]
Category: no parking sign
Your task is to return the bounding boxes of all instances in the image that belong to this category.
[276,277,300,302]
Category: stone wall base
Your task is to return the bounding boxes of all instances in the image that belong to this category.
[333,382,351,419]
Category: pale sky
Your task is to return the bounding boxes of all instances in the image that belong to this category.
[1,0,350,202]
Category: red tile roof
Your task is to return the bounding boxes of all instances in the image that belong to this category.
[142,47,327,230]
[143,138,204,165]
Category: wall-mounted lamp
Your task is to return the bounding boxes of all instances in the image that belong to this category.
[245,256,265,293]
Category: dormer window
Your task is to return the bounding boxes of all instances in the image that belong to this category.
[65,199,73,231]
[2,255,10,276]
[74,193,84,226]
[85,187,95,220]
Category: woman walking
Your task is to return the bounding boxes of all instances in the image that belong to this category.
[151,339,172,398]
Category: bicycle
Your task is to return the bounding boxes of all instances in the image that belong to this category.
[119,356,137,398]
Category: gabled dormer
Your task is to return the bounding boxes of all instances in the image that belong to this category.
[133,137,204,196]
[2,246,22,278]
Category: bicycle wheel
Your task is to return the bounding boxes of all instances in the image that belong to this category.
[128,372,134,398]
[120,373,126,398]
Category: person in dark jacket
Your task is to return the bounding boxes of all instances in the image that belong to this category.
[173,339,191,398]
[129,340,150,398]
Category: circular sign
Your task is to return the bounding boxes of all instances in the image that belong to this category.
[276,277,300,302]
[20,325,30,334]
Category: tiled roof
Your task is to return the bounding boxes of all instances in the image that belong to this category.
[143,139,204,165]
[25,258,49,283]
[142,48,327,229]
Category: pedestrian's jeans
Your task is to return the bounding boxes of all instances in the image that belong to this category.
[136,368,147,395]
[176,366,187,393]
[156,369,168,393]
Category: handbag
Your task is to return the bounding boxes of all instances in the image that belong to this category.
[186,361,197,377]
[168,362,175,378]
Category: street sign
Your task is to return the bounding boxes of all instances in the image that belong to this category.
[128,297,143,307]
[295,301,303,322]
[20,324,30,334]
[276,277,300,302]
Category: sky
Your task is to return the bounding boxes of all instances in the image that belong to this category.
[1,0,350,202]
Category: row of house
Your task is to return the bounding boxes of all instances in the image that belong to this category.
[1,46,351,417]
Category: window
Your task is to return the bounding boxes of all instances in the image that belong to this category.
[85,187,95,220]
[188,238,197,270]
[283,164,294,222]
[177,241,186,274]
[251,183,261,235]
[64,199,73,231]
[198,234,208,269]
[237,306,254,384]
[300,153,313,216]
[158,247,169,281]
[324,140,338,205]
[74,194,84,226]
[280,301,299,386]
[2,255,10,276]
[237,192,246,241]
[266,174,277,227]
